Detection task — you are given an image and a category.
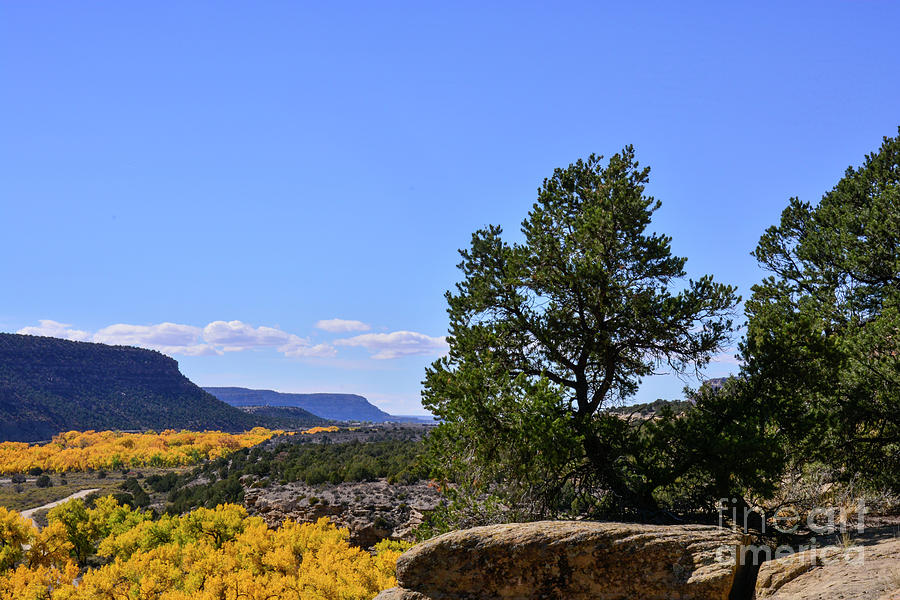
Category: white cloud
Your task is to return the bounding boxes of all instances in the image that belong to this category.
[335,330,448,360]
[17,320,91,342]
[93,322,202,347]
[14,318,451,360]
[17,320,219,356]
[159,344,221,356]
[92,322,219,356]
[315,318,371,333]
[203,320,292,351]
[280,340,338,358]
[202,320,337,358]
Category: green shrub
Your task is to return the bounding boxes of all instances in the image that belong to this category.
[119,477,151,507]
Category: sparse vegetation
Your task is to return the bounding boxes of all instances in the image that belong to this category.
[161,430,426,514]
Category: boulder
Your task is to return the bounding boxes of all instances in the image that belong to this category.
[755,536,900,600]
[376,520,745,600]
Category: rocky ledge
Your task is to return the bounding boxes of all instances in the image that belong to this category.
[376,521,745,600]
[244,479,442,548]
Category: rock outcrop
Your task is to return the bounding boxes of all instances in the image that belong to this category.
[755,536,900,600]
[376,521,745,600]
[245,479,442,548]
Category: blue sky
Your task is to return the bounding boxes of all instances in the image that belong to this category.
[1,2,898,414]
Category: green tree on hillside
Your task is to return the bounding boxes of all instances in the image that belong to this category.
[423,147,739,523]
[742,128,900,493]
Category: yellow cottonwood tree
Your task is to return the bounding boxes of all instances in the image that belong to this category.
[0,428,283,473]
[1,499,407,600]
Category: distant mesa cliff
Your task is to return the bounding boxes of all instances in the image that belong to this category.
[0,333,260,442]
[204,387,395,422]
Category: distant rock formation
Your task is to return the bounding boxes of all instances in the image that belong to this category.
[0,334,260,442]
[703,377,730,392]
[205,386,396,422]
[376,521,745,600]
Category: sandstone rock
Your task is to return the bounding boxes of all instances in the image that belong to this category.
[377,520,744,600]
[754,546,841,597]
[755,536,900,600]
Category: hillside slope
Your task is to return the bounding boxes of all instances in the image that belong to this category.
[236,405,328,427]
[205,387,394,422]
[0,333,260,442]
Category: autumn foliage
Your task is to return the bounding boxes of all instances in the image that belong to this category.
[0,499,405,600]
[301,426,340,435]
[0,428,284,473]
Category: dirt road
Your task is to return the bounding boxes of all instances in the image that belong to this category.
[19,488,99,528]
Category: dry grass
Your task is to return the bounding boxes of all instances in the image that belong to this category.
[752,463,900,535]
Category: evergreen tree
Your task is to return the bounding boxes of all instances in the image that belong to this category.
[423,147,738,521]
[743,128,900,492]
